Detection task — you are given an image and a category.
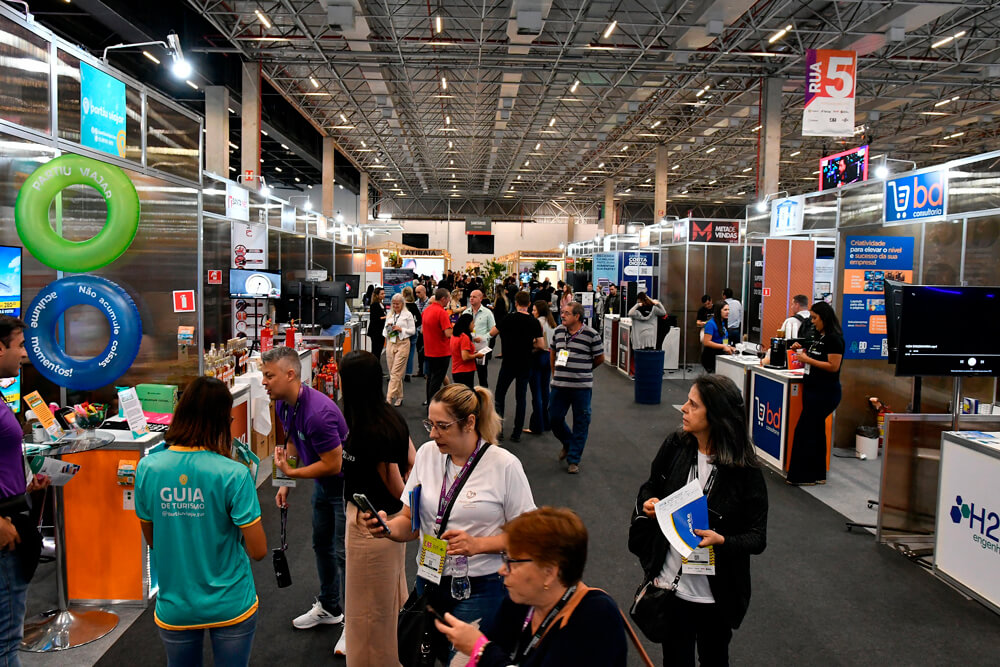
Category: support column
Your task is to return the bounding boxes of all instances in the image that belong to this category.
[205,86,229,178]
[322,137,335,218]
[654,144,668,222]
[359,172,369,224]
[240,63,261,189]
[760,77,782,199]
[603,178,616,235]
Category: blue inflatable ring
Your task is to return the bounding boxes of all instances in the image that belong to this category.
[25,275,143,391]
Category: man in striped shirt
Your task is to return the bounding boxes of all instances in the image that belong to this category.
[549,302,605,474]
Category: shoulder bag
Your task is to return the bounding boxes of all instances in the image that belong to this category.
[398,444,491,667]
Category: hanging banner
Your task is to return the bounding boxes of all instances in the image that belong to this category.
[841,236,914,359]
[80,62,127,158]
[231,221,267,269]
[803,50,856,137]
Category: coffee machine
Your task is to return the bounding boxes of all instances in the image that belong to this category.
[767,338,788,369]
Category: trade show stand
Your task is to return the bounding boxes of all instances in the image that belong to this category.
[716,354,763,409]
[603,314,620,368]
[748,365,832,475]
[935,431,1000,615]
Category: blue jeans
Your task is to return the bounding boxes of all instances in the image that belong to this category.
[158,612,257,667]
[415,573,505,628]
[312,480,346,613]
[0,550,28,667]
[406,341,415,375]
[548,386,593,465]
[495,364,530,438]
[528,352,551,432]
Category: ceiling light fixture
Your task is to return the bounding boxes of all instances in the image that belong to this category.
[254,9,272,29]
[671,164,679,170]
[441,76,447,90]
[310,77,319,88]
[570,79,580,93]
[142,50,160,64]
[548,117,556,127]
[742,166,753,172]
[448,141,453,148]
[185,80,198,90]
[645,177,651,183]
[651,120,661,128]
[361,140,367,147]
[535,142,541,150]
[435,16,442,34]
[603,20,617,39]
[445,115,451,125]
[706,147,716,154]
[931,29,967,49]
[339,113,348,124]
[789,150,801,157]
[768,24,793,44]
[582,176,588,181]
[597,162,604,168]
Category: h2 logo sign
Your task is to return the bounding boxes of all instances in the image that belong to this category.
[885,171,946,223]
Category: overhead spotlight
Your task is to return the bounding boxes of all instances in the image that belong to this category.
[603,20,617,39]
[335,211,344,223]
[167,33,192,79]
[874,164,889,179]
[260,185,271,197]
[304,200,313,211]
[755,200,767,213]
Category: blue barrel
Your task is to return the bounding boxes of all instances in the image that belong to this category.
[633,349,665,404]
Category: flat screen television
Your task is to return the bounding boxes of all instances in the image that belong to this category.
[883,279,905,363]
[339,274,361,298]
[895,284,1000,376]
[230,269,281,298]
[819,145,868,191]
[402,233,429,249]
[468,234,494,254]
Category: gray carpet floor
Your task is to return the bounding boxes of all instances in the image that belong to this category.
[52,362,998,665]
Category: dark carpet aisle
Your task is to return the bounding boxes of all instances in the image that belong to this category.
[96,363,1000,666]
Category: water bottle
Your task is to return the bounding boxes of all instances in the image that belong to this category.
[450,555,471,601]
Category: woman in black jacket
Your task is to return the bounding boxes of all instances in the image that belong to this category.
[367,286,386,362]
[629,374,767,667]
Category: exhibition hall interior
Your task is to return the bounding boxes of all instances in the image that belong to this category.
[0,0,999,666]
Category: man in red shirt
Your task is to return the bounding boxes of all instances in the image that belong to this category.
[422,288,453,405]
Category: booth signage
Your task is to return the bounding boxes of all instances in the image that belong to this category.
[0,247,21,411]
[466,219,491,235]
[770,197,805,236]
[803,49,856,137]
[689,220,741,244]
[751,374,784,464]
[622,252,654,277]
[884,170,947,223]
[382,268,415,303]
[936,437,1000,612]
[231,221,267,269]
[226,182,250,221]
[281,204,296,232]
[173,290,196,313]
[672,221,688,243]
[593,253,619,293]
[80,62,127,158]
[841,235,914,359]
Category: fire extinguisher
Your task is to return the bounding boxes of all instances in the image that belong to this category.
[285,319,297,348]
[260,320,273,353]
[329,360,340,390]
[869,397,891,447]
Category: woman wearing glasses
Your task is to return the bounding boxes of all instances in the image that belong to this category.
[433,507,629,666]
[364,383,536,660]
[629,375,767,666]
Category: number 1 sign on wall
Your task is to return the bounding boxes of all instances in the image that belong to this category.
[803,49,857,137]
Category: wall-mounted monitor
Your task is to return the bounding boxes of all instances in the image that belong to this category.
[468,234,495,254]
[819,145,868,191]
[895,284,1000,377]
[230,269,281,298]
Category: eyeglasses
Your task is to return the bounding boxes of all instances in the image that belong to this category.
[500,552,533,569]
[422,418,464,434]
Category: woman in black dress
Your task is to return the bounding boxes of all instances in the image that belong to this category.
[786,301,844,485]
[367,287,387,362]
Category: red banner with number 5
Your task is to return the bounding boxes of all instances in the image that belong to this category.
[803,49,856,137]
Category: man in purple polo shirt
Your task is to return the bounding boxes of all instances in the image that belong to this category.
[262,346,348,647]
[0,315,49,665]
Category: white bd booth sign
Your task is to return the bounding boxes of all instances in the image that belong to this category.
[935,432,1000,615]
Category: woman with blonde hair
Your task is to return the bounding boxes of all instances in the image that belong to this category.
[364,383,536,663]
[384,293,416,406]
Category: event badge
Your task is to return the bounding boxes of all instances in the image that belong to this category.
[271,453,298,488]
[681,546,716,575]
[417,534,448,584]
[556,349,570,367]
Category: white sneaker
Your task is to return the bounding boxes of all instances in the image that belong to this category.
[292,599,344,629]
[334,630,347,656]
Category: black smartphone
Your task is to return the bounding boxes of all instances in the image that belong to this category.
[425,604,447,624]
[353,493,391,535]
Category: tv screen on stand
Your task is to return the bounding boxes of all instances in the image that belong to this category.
[819,145,869,191]
[230,269,282,298]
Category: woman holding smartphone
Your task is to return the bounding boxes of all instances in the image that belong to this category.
[365,383,536,663]
[339,350,414,665]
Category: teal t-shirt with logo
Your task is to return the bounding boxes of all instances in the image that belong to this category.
[136,447,261,629]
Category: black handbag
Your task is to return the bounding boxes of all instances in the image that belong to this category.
[397,444,490,667]
[629,580,675,643]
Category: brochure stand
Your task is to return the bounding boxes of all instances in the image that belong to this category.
[21,431,119,652]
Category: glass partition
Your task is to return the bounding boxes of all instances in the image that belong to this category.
[0,15,50,134]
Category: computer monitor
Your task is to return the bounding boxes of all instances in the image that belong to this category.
[230,269,281,298]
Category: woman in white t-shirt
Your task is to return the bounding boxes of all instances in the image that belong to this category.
[526,300,557,434]
[365,383,535,658]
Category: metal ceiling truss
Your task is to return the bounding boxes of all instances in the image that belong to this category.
[185,0,1000,218]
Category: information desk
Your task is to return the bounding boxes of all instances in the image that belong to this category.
[748,366,832,474]
[935,431,1000,615]
[716,354,762,406]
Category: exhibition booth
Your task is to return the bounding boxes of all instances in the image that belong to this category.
[496,250,566,285]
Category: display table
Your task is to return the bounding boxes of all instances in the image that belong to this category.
[748,366,832,474]
[716,354,761,406]
[935,431,1000,615]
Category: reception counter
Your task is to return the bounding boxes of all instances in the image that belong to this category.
[748,366,832,475]
[716,354,762,405]
[935,431,1000,615]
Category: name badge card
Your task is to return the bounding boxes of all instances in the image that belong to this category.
[417,534,448,584]
[556,349,570,367]
[681,546,716,575]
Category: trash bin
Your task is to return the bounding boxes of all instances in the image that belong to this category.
[633,349,665,405]
[855,425,879,460]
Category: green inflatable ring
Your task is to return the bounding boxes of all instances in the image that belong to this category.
[15,154,140,273]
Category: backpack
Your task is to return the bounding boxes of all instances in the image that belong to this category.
[793,313,814,340]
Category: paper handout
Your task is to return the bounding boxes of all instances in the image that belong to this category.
[654,478,709,559]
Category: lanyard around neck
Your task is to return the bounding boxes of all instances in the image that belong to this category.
[513,584,577,661]
[434,440,483,534]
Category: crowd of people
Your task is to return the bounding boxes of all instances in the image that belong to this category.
[0,275,868,667]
